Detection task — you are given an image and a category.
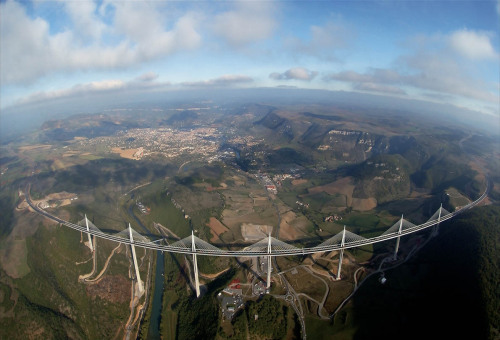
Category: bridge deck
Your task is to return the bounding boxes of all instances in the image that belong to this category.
[25,182,489,257]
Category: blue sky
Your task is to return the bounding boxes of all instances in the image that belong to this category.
[1,0,499,118]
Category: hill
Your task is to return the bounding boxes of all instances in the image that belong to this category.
[254,111,295,141]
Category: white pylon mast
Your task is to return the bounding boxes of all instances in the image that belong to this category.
[129,223,144,293]
[266,233,272,290]
[394,215,403,261]
[433,203,442,236]
[192,231,200,297]
[84,214,93,252]
[337,226,346,280]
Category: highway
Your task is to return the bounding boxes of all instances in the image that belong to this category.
[25,180,489,258]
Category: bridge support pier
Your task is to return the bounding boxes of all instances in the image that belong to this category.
[432,204,443,236]
[337,226,346,280]
[393,216,403,261]
[192,231,200,298]
[129,224,144,293]
[84,214,94,252]
[267,233,272,290]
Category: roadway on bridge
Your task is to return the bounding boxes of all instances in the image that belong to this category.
[25,180,489,258]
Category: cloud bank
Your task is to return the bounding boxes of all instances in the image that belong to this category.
[15,72,169,106]
[325,29,499,104]
[0,0,201,84]
[181,75,254,87]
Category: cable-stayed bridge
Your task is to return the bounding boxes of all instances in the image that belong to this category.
[27,194,483,257]
[26,182,489,296]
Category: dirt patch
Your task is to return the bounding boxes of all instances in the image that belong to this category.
[409,188,431,198]
[279,211,307,241]
[221,203,268,230]
[351,197,377,211]
[28,192,78,210]
[86,275,131,304]
[16,200,29,210]
[200,267,230,279]
[58,199,72,207]
[292,179,308,186]
[207,217,229,242]
[18,144,51,152]
[241,223,273,241]
[44,192,77,201]
[62,151,80,157]
[111,147,142,160]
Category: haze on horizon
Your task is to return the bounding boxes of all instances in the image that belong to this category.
[0,0,499,135]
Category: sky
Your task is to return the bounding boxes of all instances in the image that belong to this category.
[0,0,499,122]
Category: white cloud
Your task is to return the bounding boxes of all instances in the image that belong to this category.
[326,69,406,96]
[0,1,201,85]
[212,2,276,47]
[1,1,52,83]
[12,72,251,107]
[325,30,499,104]
[270,67,318,81]
[64,0,106,41]
[181,74,254,87]
[15,75,170,106]
[449,29,498,60]
[327,64,498,103]
[112,2,201,57]
[400,47,498,103]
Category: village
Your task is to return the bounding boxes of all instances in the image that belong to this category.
[75,126,262,164]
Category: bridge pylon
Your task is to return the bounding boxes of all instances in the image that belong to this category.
[432,204,443,236]
[192,231,200,297]
[266,232,272,290]
[84,214,94,252]
[128,223,144,294]
[393,215,404,261]
[336,226,346,280]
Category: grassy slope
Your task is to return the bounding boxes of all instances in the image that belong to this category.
[0,224,131,339]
